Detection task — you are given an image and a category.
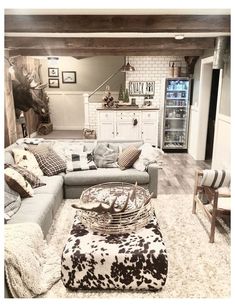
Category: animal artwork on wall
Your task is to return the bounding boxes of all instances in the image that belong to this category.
[8,57,52,131]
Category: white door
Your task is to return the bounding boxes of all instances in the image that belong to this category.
[99,122,114,139]
[142,121,157,145]
[116,121,140,140]
[116,111,140,140]
[98,111,115,139]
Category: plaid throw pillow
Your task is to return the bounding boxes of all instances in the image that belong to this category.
[118,145,141,170]
[69,152,97,171]
[29,145,66,176]
[4,163,46,188]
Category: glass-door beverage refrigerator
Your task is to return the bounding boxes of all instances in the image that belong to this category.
[162,78,192,151]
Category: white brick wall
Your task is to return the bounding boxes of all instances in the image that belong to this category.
[125,56,187,146]
[87,56,187,139]
[125,56,187,108]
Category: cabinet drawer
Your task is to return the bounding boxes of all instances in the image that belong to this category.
[99,112,113,122]
[117,111,140,121]
[142,111,158,121]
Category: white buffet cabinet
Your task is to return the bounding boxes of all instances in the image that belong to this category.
[97,108,159,146]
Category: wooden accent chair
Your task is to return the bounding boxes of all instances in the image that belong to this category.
[192,169,231,243]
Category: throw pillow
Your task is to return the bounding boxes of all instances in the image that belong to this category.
[4,181,22,220]
[29,145,67,176]
[12,148,43,177]
[93,143,118,168]
[4,167,33,198]
[200,170,231,188]
[133,143,163,172]
[68,152,97,171]
[53,142,85,171]
[5,163,46,188]
[118,145,141,170]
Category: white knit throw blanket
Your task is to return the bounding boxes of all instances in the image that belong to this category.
[4,223,61,298]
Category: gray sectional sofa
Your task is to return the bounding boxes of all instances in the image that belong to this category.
[5,139,159,236]
[4,139,159,298]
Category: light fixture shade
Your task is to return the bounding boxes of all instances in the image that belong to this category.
[121,62,135,72]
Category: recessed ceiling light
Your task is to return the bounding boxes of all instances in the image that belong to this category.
[175,34,185,40]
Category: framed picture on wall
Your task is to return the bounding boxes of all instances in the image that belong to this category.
[129,81,155,96]
[62,71,77,83]
[48,78,60,88]
[48,68,59,77]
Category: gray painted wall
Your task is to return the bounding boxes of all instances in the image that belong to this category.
[39,56,125,93]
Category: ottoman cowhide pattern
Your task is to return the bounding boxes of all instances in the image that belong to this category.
[61,213,168,291]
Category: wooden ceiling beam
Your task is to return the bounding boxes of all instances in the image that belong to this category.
[5,37,215,50]
[5,15,230,33]
[8,48,204,57]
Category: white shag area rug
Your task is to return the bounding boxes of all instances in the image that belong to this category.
[41,194,230,298]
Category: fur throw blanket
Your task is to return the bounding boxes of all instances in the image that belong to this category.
[4,223,61,298]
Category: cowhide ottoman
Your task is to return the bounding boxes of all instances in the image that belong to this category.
[61,214,168,291]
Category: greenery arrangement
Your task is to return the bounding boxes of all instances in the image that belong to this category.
[124,89,129,103]
[118,84,124,102]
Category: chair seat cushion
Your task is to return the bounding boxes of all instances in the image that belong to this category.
[64,168,149,186]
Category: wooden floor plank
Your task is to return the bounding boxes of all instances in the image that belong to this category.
[158,153,211,195]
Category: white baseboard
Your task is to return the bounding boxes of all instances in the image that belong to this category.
[53,126,84,130]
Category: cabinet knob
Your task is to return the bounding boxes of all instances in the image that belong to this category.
[116,132,119,135]
[112,132,114,135]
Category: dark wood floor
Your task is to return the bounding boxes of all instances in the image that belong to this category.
[158,153,211,194]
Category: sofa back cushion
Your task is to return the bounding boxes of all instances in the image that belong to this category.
[97,140,143,152]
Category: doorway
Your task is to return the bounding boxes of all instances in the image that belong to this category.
[205,69,220,161]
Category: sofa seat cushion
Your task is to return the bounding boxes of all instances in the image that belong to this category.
[8,194,54,231]
[64,168,149,186]
[33,176,63,195]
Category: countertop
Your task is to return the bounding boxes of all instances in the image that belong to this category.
[96,107,160,111]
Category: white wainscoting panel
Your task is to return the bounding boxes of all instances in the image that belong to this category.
[188,106,199,159]
[47,91,85,130]
[212,115,231,170]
